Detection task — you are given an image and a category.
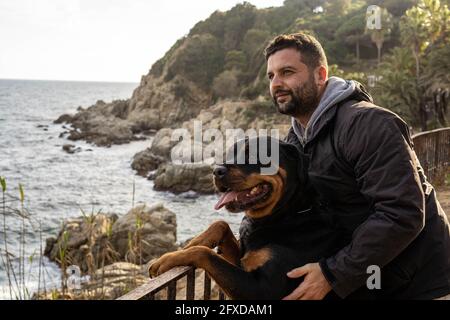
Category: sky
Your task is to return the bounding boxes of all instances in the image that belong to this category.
[0,0,284,83]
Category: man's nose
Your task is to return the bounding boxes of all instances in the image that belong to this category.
[270,74,283,94]
[213,166,228,179]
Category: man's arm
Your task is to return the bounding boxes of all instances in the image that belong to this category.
[321,108,425,298]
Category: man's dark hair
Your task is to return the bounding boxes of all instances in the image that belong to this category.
[264,33,328,70]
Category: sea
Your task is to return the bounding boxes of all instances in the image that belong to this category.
[0,79,241,299]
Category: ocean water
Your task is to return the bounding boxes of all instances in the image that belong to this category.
[0,79,241,299]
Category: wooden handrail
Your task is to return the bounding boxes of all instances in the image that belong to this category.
[412,127,449,185]
[117,265,226,300]
[412,127,450,139]
[117,266,192,300]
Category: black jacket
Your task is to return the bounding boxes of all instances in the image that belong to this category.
[285,84,450,299]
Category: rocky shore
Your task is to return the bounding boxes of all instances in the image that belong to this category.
[40,203,180,299]
[56,98,289,195]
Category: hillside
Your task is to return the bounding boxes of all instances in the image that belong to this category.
[55,0,449,146]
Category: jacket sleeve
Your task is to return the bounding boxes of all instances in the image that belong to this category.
[320,108,425,298]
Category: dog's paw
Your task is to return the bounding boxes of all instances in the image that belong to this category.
[148,252,180,278]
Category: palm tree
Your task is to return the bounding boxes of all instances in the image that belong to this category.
[400,0,450,130]
[336,12,368,64]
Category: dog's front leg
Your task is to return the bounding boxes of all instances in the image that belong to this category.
[149,245,267,300]
[183,220,240,266]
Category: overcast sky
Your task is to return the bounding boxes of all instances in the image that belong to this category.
[0,0,284,82]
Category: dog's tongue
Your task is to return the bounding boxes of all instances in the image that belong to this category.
[214,191,239,210]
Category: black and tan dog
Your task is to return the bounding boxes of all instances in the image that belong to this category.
[149,136,346,299]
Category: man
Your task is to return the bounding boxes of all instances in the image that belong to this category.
[265,33,450,300]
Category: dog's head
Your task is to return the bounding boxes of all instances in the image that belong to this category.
[213,136,308,219]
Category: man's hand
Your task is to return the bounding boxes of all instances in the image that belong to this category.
[282,262,332,300]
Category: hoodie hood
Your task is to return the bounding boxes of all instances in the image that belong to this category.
[292,76,372,146]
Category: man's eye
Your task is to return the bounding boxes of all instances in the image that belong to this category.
[283,70,293,75]
[268,74,273,80]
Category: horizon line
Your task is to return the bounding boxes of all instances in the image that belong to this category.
[0,77,139,84]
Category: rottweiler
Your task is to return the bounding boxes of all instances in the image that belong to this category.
[149,136,348,299]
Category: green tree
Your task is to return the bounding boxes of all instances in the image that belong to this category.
[212,70,241,100]
[283,0,326,11]
[375,47,419,124]
[335,12,368,64]
[324,0,352,16]
[399,0,450,129]
[242,29,271,60]
[223,2,258,51]
[189,10,226,39]
[224,50,247,71]
[165,34,224,89]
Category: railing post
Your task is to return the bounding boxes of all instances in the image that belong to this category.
[204,272,211,300]
[167,281,177,300]
[412,127,450,185]
[434,131,441,182]
[186,268,195,300]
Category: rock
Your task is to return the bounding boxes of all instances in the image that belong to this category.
[131,148,165,177]
[153,162,214,194]
[44,204,178,273]
[44,213,120,273]
[128,97,291,194]
[66,116,137,147]
[147,170,158,180]
[54,114,73,124]
[55,99,146,147]
[54,72,212,148]
[127,74,212,130]
[62,144,81,154]
[110,203,178,264]
[110,100,129,120]
[44,237,57,257]
[179,191,199,199]
[149,128,177,159]
[170,140,204,163]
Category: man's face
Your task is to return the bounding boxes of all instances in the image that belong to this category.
[267,48,319,118]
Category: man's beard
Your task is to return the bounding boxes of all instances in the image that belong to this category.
[272,76,319,118]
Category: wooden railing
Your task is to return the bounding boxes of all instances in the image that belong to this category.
[118,127,449,300]
[412,127,450,185]
[117,266,226,300]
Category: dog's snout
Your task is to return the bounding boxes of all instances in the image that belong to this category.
[213,166,227,179]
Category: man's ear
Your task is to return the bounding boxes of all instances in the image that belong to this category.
[314,65,328,88]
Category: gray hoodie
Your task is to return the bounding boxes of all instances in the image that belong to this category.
[292,76,357,146]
